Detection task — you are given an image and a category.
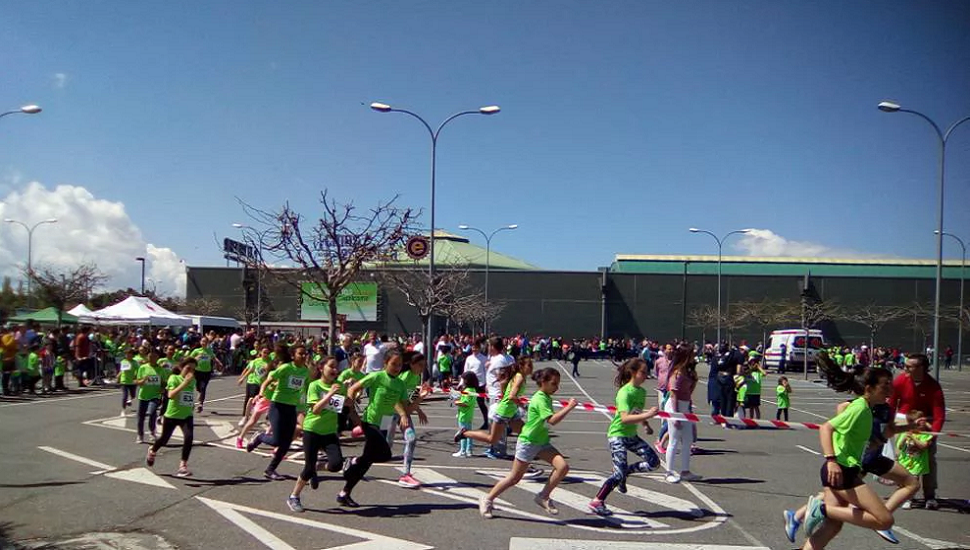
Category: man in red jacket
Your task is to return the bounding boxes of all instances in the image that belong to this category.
[891,353,946,510]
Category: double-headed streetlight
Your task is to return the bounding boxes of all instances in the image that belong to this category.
[232,223,266,331]
[879,100,970,379]
[0,105,42,121]
[689,228,751,345]
[937,231,966,371]
[458,223,518,332]
[135,257,146,294]
[4,218,58,308]
[370,102,500,345]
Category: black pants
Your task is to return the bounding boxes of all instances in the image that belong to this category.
[343,423,392,494]
[138,398,161,438]
[476,385,489,427]
[301,431,342,482]
[254,402,297,472]
[195,371,212,406]
[151,416,194,462]
[778,360,786,374]
[715,373,736,417]
[776,407,789,421]
[244,383,260,416]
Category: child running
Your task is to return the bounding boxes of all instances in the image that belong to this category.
[588,358,661,516]
[238,347,270,427]
[776,376,792,421]
[119,348,138,416]
[393,351,430,489]
[453,371,480,458]
[146,357,197,477]
[238,359,278,448]
[286,357,346,513]
[480,367,577,519]
[134,348,165,444]
[247,344,310,481]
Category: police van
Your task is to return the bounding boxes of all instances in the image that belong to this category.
[763,329,826,372]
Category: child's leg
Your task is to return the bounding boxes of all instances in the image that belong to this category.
[538,449,569,498]
[595,438,629,501]
[401,424,417,475]
[486,459,529,501]
[802,518,843,550]
[465,420,505,445]
[823,485,894,531]
[880,463,920,512]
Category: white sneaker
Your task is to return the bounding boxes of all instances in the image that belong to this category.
[452,451,466,458]
[902,500,912,510]
[479,497,493,519]
[925,498,939,510]
[665,472,681,484]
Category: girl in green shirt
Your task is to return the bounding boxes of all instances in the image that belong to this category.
[119,348,139,416]
[480,368,577,520]
[247,344,310,481]
[134,348,165,443]
[146,357,197,478]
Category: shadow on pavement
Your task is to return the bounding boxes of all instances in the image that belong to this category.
[0,481,86,489]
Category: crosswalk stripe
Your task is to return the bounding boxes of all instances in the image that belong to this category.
[406,467,516,507]
[478,471,669,529]
[569,472,704,516]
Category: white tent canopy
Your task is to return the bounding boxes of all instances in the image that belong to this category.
[190,315,239,329]
[67,303,112,324]
[91,296,193,327]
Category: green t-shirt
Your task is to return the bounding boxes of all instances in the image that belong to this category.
[118,359,138,385]
[828,397,873,468]
[607,382,645,438]
[896,432,932,475]
[398,369,422,403]
[457,392,476,424]
[26,352,41,376]
[747,371,764,396]
[337,369,365,386]
[164,375,196,419]
[136,364,163,401]
[776,385,790,409]
[190,348,213,373]
[735,375,748,402]
[437,355,452,374]
[54,356,66,377]
[246,358,269,385]
[303,379,345,435]
[360,371,406,426]
[519,390,555,445]
[268,362,310,406]
[494,373,525,418]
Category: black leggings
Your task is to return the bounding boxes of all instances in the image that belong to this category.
[301,431,342,482]
[244,383,260,416]
[776,407,789,421]
[195,371,212,406]
[151,416,194,462]
[343,423,392,494]
[254,402,297,472]
[476,385,489,425]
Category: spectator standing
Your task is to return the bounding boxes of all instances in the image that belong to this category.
[891,353,946,510]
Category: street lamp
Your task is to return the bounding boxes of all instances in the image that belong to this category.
[135,257,146,295]
[688,227,751,345]
[937,231,966,372]
[370,101,500,346]
[4,218,58,308]
[0,105,42,120]
[233,223,265,332]
[458,223,518,333]
[879,100,970,379]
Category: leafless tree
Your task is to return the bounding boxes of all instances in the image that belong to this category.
[443,292,506,335]
[733,299,800,347]
[169,297,226,316]
[380,266,472,340]
[27,263,109,324]
[687,305,721,343]
[238,191,417,348]
[839,303,907,352]
[904,301,936,349]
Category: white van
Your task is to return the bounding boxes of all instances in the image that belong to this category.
[764,329,826,372]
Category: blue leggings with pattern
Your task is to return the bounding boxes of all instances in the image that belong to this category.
[595,435,660,501]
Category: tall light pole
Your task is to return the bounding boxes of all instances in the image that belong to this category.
[135,257,146,294]
[0,104,42,121]
[937,231,966,372]
[879,100,970,379]
[370,101,500,346]
[4,218,58,308]
[458,223,517,333]
[233,223,265,332]
[689,228,751,345]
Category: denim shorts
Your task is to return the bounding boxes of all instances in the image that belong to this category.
[514,440,557,463]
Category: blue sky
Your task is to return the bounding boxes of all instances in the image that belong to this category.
[1,1,969,294]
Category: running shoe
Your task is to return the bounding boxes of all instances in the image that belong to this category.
[336,492,360,508]
[286,496,305,513]
[310,475,320,490]
[587,499,612,516]
[453,428,468,443]
[235,437,244,450]
[690,444,701,455]
[264,470,286,481]
[136,437,145,444]
[483,449,503,460]
[925,498,939,510]
[452,451,467,458]
[145,450,156,468]
[617,478,627,494]
[533,494,559,515]
[237,418,246,427]
[196,404,204,414]
[654,441,666,455]
[665,472,681,484]
[876,529,899,544]
[246,438,259,453]
[680,472,702,482]
[398,474,421,489]
[804,494,825,537]
[783,509,801,543]
[176,466,191,478]
[523,466,544,479]
[479,496,494,519]
[901,500,913,510]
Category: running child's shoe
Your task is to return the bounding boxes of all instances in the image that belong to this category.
[398,474,421,489]
[523,466,544,479]
[804,494,825,537]
[336,492,359,508]
[783,509,801,543]
[286,496,304,513]
[876,529,899,544]
[533,494,559,515]
[587,499,612,516]
[479,497,494,519]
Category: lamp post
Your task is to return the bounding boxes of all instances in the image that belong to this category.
[879,100,970,379]
[233,223,264,332]
[458,223,518,333]
[370,101,500,346]
[937,231,966,372]
[4,218,58,308]
[0,104,42,121]
[688,228,751,345]
[135,257,146,294]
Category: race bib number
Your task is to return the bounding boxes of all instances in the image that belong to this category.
[379,415,393,431]
[325,394,346,413]
[120,362,132,372]
[178,391,194,407]
[255,367,267,379]
[287,376,305,390]
[146,375,160,386]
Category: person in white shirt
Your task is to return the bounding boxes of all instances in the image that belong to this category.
[412,334,425,356]
[463,338,490,429]
[364,332,396,373]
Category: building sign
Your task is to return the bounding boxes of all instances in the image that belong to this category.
[299,281,378,322]
[405,235,430,260]
[223,238,257,262]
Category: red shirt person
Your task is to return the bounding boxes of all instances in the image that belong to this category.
[890,354,945,510]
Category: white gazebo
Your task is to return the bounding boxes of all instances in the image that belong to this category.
[91,296,192,327]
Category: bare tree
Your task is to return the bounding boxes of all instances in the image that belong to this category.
[839,303,907,352]
[733,299,800,348]
[380,266,472,340]
[687,305,721,343]
[239,191,416,349]
[904,301,936,350]
[27,263,109,324]
[169,296,226,316]
[443,291,506,335]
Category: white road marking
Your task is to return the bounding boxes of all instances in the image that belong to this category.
[207,420,237,440]
[761,397,828,420]
[509,538,769,550]
[196,496,433,550]
[570,472,703,516]
[38,446,114,472]
[938,442,970,454]
[893,525,970,549]
[105,467,176,489]
[553,361,612,420]
[796,445,821,456]
[203,393,246,404]
[0,390,119,408]
[404,467,515,507]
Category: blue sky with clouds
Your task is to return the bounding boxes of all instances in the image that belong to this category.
[1,1,969,294]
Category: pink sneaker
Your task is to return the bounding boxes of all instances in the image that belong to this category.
[397,473,421,489]
[236,437,244,449]
[654,441,666,455]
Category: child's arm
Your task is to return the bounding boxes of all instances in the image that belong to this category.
[167,372,195,399]
[818,422,841,487]
[237,365,252,385]
[310,384,342,415]
[620,406,659,424]
[548,398,578,426]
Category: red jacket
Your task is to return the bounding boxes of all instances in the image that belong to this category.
[891,373,946,433]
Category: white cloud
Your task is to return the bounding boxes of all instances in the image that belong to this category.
[732,228,874,258]
[0,181,186,298]
[52,73,68,89]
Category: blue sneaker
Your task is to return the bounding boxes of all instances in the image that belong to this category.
[804,495,825,538]
[876,529,899,544]
[784,509,801,543]
[483,449,502,460]
[286,496,304,513]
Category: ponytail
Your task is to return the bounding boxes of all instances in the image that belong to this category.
[614,358,646,388]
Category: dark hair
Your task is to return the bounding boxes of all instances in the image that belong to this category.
[615,357,647,387]
[488,336,505,353]
[311,356,337,382]
[670,344,698,382]
[531,367,560,385]
[384,349,403,365]
[863,366,893,390]
[460,370,479,389]
[818,351,892,395]
[908,354,930,372]
[274,343,292,364]
[410,352,426,366]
